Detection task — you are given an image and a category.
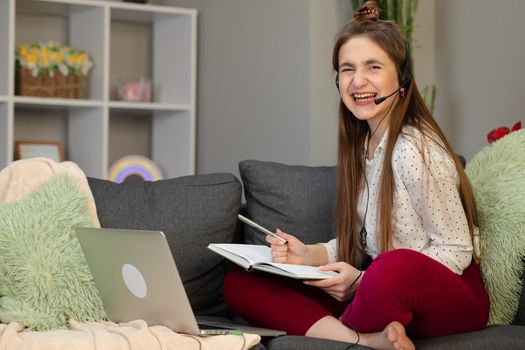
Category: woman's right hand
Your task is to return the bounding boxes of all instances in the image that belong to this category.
[266,229,308,265]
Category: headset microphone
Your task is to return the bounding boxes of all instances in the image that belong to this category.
[374,87,402,105]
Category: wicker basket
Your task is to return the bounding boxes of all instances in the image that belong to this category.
[15,68,86,99]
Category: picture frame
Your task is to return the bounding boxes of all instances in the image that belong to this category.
[15,140,65,162]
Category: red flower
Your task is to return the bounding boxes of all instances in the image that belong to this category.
[487,127,510,143]
[487,121,522,143]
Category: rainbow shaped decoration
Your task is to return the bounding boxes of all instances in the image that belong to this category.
[108,155,164,183]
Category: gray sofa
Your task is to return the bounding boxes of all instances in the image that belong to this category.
[87,159,525,350]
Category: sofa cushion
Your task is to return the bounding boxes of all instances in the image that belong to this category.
[465,130,525,325]
[0,175,106,330]
[263,325,525,350]
[87,173,242,317]
[239,160,336,245]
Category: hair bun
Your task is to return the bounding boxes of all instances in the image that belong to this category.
[353,1,380,21]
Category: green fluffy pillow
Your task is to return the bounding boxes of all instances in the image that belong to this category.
[466,130,525,325]
[0,175,106,330]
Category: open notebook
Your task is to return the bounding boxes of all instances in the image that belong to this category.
[208,243,338,280]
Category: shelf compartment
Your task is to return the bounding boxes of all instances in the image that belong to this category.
[14,103,106,178]
[15,0,106,101]
[108,109,195,179]
[108,111,152,169]
[14,107,68,146]
[109,6,196,105]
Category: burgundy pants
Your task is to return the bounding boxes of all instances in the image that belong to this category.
[223,249,489,338]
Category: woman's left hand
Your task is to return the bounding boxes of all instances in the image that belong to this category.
[304,262,363,302]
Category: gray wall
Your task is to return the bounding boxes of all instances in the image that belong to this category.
[166,0,349,174]
[165,0,525,173]
[412,0,435,90]
[435,0,525,161]
[309,0,351,166]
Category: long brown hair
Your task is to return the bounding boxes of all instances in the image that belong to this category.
[333,1,478,267]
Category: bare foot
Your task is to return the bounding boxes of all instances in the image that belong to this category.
[362,321,415,350]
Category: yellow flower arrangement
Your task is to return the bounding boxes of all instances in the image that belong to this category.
[15,42,93,78]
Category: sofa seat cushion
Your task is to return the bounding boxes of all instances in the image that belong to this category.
[413,325,525,350]
[263,325,525,350]
[265,325,525,350]
[239,160,336,245]
[87,173,242,317]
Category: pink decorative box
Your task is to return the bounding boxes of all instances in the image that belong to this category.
[118,78,151,102]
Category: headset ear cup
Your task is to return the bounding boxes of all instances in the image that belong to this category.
[402,71,412,88]
[401,41,412,88]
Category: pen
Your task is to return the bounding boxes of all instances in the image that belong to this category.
[237,214,288,244]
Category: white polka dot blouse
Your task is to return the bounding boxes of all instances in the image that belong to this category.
[321,126,478,275]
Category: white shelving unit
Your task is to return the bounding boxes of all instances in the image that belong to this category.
[0,0,197,179]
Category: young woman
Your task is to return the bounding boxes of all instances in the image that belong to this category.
[223,2,489,349]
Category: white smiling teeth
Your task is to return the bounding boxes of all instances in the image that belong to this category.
[353,93,376,100]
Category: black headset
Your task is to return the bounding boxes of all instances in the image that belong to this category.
[335,41,412,92]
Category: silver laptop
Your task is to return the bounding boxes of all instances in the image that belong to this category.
[76,227,286,337]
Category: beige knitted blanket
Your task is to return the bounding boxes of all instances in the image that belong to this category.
[0,157,100,227]
[0,320,260,350]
